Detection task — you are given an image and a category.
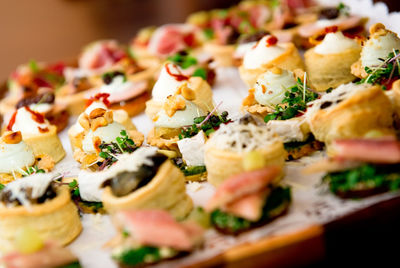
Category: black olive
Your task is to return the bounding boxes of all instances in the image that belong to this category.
[319,7,340,20]
[320,101,332,109]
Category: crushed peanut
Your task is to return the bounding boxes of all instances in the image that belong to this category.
[242,88,256,106]
[163,95,186,117]
[2,131,22,144]
[180,83,196,100]
[36,154,55,171]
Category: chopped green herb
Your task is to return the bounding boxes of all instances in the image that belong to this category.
[264,77,318,123]
[179,111,231,139]
[122,229,130,238]
[23,166,45,177]
[203,28,214,40]
[114,247,162,266]
[29,59,39,73]
[99,130,137,168]
[192,67,207,80]
[358,50,400,86]
[168,52,198,69]
[337,2,350,16]
[323,163,400,196]
[0,183,4,191]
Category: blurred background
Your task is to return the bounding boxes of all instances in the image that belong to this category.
[0,0,398,80]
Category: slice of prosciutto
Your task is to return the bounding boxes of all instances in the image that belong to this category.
[206,166,281,212]
[1,242,78,268]
[114,210,204,251]
[224,190,268,221]
[298,15,363,38]
[332,138,400,164]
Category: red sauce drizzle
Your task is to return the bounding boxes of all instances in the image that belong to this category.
[7,110,18,131]
[165,63,188,82]
[25,106,46,123]
[86,93,111,107]
[266,36,278,47]
[325,26,338,34]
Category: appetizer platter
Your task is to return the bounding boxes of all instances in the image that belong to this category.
[1,0,400,267]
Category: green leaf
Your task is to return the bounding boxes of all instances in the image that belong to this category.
[115,247,161,266]
[192,68,207,80]
[68,180,78,188]
[181,56,198,69]
[29,59,39,73]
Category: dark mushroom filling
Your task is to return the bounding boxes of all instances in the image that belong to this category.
[102,154,168,197]
[0,182,57,207]
[16,92,55,108]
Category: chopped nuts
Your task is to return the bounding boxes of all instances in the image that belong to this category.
[78,114,90,130]
[92,136,102,153]
[369,23,386,35]
[179,83,196,100]
[89,108,106,119]
[90,117,109,131]
[163,95,186,117]
[2,131,22,144]
[270,67,282,75]
[242,89,256,106]
[36,154,55,171]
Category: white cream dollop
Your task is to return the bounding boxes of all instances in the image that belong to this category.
[82,122,127,154]
[267,117,308,143]
[10,107,50,136]
[177,131,206,166]
[78,147,158,202]
[0,139,35,174]
[361,31,400,68]
[254,69,296,107]
[152,63,187,101]
[243,35,286,69]
[99,75,134,95]
[154,99,206,128]
[29,103,53,114]
[314,32,360,55]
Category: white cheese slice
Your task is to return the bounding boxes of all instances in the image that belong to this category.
[177,131,206,166]
[267,117,308,143]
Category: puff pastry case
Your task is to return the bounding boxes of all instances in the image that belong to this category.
[2,0,400,267]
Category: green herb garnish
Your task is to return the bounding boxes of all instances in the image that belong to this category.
[358,50,400,87]
[179,111,231,139]
[102,71,127,85]
[192,67,207,80]
[264,77,318,123]
[337,2,350,16]
[98,130,137,168]
[168,52,198,69]
[203,28,214,40]
[22,166,45,177]
[0,183,4,191]
[29,59,39,73]
[114,247,162,266]
[323,163,400,196]
[68,179,80,197]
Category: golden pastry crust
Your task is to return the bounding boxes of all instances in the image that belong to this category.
[308,85,395,147]
[239,43,304,87]
[0,186,82,252]
[102,160,193,219]
[147,127,180,152]
[23,125,65,163]
[204,141,285,187]
[203,43,236,67]
[145,77,214,120]
[305,46,361,91]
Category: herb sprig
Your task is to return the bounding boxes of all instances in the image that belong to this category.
[98,130,137,168]
[358,50,400,88]
[179,111,231,139]
[168,52,208,80]
[337,2,350,17]
[0,183,4,191]
[264,77,318,123]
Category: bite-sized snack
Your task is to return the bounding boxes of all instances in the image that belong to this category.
[0,131,54,184]
[78,147,193,218]
[57,39,151,115]
[305,27,361,91]
[296,3,366,48]
[6,106,65,163]
[204,122,285,187]
[239,35,304,86]
[0,61,66,115]
[305,83,395,149]
[68,96,144,169]
[242,67,321,159]
[304,138,400,199]
[206,166,291,234]
[109,210,204,267]
[351,23,400,86]
[0,173,82,252]
[145,63,214,120]
[167,50,217,86]
[1,228,81,268]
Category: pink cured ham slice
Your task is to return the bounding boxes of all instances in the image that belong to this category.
[206,166,281,212]
[223,191,268,221]
[115,210,203,251]
[247,5,271,29]
[1,242,78,268]
[298,15,363,38]
[333,138,400,164]
[105,80,148,103]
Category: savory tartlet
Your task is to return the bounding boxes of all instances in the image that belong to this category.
[0,131,54,184]
[78,147,193,218]
[6,106,65,163]
[305,83,395,149]
[204,121,285,186]
[305,29,361,91]
[239,35,304,86]
[206,165,291,235]
[0,173,82,252]
[109,210,203,267]
[145,62,214,120]
[69,97,144,169]
[304,138,400,199]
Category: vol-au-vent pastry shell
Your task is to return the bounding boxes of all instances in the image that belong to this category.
[204,123,285,187]
[306,83,395,146]
[203,42,236,67]
[0,174,82,252]
[102,158,193,219]
[239,37,304,86]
